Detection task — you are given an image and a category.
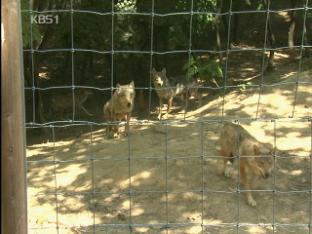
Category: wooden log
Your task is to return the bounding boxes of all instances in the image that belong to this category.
[1,0,28,233]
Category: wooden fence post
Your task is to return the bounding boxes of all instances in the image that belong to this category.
[1,0,28,233]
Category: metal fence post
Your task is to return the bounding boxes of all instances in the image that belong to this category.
[1,0,27,233]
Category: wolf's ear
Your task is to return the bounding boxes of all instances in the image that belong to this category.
[130,81,135,87]
[151,68,156,75]
[161,68,166,75]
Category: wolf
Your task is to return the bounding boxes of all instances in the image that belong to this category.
[152,68,201,120]
[103,81,135,138]
[218,122,273,207]
[51,89,93,118]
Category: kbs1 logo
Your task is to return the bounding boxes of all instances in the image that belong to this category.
[31,14,59,24]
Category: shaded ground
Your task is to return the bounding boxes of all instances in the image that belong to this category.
[27,59,311,234]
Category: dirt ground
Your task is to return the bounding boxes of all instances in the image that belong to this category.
[27,59,311,234]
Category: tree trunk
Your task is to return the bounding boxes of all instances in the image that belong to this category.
[263,0,275,72]
[302,6,310,57]
[266,24,275,72]
[288,0,296,47]
[231,14,240,45]
[215,0,224,63]
[303,22,310,57]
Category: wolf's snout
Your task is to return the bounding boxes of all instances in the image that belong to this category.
[155,81,162,86]
[127,102,132,108]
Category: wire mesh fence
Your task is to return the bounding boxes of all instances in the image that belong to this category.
[22,0,311,233]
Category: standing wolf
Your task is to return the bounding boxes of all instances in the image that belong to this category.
[219,122,273,207]
[152,68,201,120]
[103,81,135,138]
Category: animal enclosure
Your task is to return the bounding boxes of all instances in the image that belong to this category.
[21,0,311,234]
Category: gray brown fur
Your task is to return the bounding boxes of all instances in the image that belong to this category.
[152,68,202,119]
[219,122,273,207]
[103,81,135,138]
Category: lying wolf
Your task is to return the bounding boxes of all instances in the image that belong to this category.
[152,68,202,120]
[103,81,135,138]
[219,122,274,207]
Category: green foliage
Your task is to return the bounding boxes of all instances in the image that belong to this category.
[73,13,111,50]
[150,0,219,50]
[115,0,137,12]
[192,0,217,33]
[21,0,41,48]
[72,1,112,50]
[256,3,264,10]
[20,0,223,51]
[183,55,223,82]
[21,13,42,48]
[183,56,199,78]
